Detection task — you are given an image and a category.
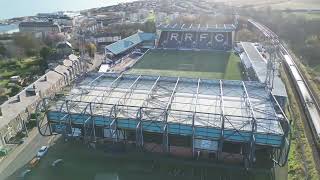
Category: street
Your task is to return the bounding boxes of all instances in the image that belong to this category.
[0,129,52,180]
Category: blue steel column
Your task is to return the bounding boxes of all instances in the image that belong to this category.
[83,102,92,142]
[164,77,180,153]
[90,102,96,142]
[163,111,169,153]
[65,100,73,137]
[271,95,291,166]
[242,82,257,168]
[192,79,200,157]
[217,80,225,161]
[110,105,118,143]
[136,107,143,148]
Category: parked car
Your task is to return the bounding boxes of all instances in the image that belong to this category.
[19,169,31,178]
[36,146,48,157]
[29,157,40,168]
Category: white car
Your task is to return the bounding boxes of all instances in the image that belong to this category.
[36,146,48,157]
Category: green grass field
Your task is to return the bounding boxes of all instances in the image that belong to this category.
[129,50,242,80]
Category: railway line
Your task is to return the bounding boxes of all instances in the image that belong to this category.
[249,17,320,149]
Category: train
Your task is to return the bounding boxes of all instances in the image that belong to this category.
[282,53,320,141]
[248,19,320,145]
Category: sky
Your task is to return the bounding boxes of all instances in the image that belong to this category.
[0,0,135,19]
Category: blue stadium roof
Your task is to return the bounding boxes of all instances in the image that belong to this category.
[156,23,236,32]
[105,32,156,55]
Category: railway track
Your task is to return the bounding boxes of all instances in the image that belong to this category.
[248,19,320,125]
[248,19,320,169]
[248,19,320,145]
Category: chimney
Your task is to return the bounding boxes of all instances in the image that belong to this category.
[33,84,36,89]
[16,95,20,102]
[44,75,47,81]
[0,107,2,117]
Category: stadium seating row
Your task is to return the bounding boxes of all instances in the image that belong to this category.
[158,31,233,50]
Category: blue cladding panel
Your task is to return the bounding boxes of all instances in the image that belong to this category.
[223,130,251,142]
[93,116,112,126]
[48,111,67,121]
[117,119,138,129]
[142,121,163,133]
[47,111,283,147]
[70,114,90,124]
[195,127,220,139]
[255,133,283,147]
[168,123,192,135]
[51,123,66,133]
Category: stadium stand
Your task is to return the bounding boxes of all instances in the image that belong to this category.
[105,31,156,57]
[240,42,288,109]
[157,23,235,50]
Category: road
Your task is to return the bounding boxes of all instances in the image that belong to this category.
[0,129,52,180]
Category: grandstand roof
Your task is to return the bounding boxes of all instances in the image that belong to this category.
[240,42,287,98]
[49,73,284,138]
[156,23,236,32]
[105,32,156,55]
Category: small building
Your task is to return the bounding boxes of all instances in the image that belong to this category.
[19,21,61,34]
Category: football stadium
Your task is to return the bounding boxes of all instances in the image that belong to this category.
[36,22,290,169]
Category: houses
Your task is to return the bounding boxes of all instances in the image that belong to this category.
[53,16,75,26]
[0,54,82,148]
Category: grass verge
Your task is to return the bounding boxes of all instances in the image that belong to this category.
[280,67,319,180]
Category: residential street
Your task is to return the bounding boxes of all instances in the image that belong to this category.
[0,129,53,180]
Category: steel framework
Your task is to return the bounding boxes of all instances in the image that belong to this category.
[36,73,290,168]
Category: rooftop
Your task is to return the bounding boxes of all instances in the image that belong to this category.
[49,73,284,139]
[105,32,156,55]
[240,42,287,98]
[156,23,236,32]
[19,21,59,27]
[0,55,79,129]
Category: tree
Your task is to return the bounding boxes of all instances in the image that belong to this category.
[143,21,156,33]
[40,46,51,60]
[0,43,6,56]
[13,34,41,50]
[86,43,96,58]
[236,28,258,42]
[12,34,42,57]
[39,47,51,72]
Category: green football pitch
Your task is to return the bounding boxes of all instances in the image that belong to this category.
[128,49,242,80]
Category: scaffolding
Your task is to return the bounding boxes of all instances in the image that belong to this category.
[36,73,290,168]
